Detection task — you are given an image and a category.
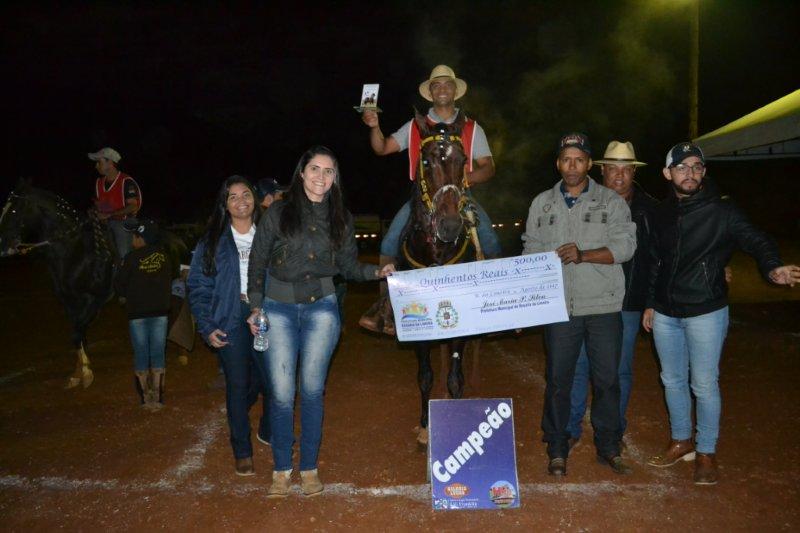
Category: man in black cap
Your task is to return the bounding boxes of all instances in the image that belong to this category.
[255,178,285,210]
[522,133,636,476]
[643,142,800,485]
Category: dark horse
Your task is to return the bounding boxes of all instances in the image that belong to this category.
[399,111,485,445]
[0,179,186,388]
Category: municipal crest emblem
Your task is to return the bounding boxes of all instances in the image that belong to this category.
[436,300,459,329]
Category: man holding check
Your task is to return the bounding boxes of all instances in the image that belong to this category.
[522,133,636,476]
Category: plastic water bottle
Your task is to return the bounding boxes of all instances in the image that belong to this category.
[253,311,269,352]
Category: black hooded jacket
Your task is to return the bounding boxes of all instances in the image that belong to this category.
[622,183,658,311]
[646,178,783,318]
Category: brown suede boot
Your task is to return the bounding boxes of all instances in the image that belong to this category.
[694,453,718,485]
[267,470,292,498]
[146,368,165,411]
[358,255,396,335]
[647,439,696,467]
[300,469,324,496]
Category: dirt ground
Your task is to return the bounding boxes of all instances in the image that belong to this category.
[1,252,799,532]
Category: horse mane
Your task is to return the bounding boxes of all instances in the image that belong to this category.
[14,180,83,228]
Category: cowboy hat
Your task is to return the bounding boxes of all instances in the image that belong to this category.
[593,141,647,166]
[418,65,467,102]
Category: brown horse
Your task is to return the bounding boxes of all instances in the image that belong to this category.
[398,111,484,445]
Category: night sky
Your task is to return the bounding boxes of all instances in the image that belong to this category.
[2,1,798,236]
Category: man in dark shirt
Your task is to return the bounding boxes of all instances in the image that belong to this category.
[567,141,657,448]
[642,142,800,485]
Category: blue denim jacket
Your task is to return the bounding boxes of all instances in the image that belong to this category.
[187,230,245,341]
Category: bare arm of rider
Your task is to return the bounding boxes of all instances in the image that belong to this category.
[465,156,495,185]
[363,110,401,156]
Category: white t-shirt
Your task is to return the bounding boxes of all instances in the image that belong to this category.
[231,225,256,297]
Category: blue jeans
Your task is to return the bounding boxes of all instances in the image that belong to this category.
[568,310,642,439]
[380,198,501,257]
[128,316,168,372]
[218,301,271,459]
[108,219,133,260]
[264,294,340,471]
[246,354,271,442]
[653,307,729,454]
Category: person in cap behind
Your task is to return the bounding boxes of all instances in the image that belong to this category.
[566,141,657,450]
[255,178,286,210]
[522,133,636,477]
[359,64,501,334]
[115,218,173,410]
[642,142,800,485]
[89,147,142,261]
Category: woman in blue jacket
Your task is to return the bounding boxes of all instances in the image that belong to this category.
[187,175,269,476]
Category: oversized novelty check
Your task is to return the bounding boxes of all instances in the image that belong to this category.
[387,252,568,341]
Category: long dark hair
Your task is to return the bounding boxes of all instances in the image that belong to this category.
[201,175,261,275]
[279,145,348,249]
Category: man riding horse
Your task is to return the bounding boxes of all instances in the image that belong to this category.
[360,65,501,333]
[89,147,142,263]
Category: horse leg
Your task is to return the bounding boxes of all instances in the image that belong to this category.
[416,342,433,445]
[65,342,93,389]
[446,339,467,399]
[438,344,449,397]
[466,337,482,394]
[65,301,97,389]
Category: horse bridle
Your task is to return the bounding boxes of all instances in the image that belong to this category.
[417,133,474,242]
[417,133,469,214]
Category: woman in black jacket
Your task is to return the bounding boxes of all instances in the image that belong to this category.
[247,146,394,498]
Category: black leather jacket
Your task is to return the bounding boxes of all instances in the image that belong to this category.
[247,197,378,308]
[622,184,658,311]
[646,179,782,318]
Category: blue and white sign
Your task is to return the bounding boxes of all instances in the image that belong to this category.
[429,398,520,511]
[387,252,568,341]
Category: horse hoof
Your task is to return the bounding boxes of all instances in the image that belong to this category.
[358,315,381,333]
[64,376,81,389]
[178,355,189,366]
[416,428,429,445]
[81,369,94,388]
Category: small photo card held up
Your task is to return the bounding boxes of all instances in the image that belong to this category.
[354,83,382,113]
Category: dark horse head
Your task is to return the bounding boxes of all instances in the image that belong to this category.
[403,110,472,268]
[0,179,81,257]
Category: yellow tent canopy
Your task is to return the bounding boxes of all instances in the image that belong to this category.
[693,89,800,160]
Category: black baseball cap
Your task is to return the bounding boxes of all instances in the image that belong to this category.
[665,142,705,167]
[255,178,286,200]
[558,132,592,156]
[123,218,160,245]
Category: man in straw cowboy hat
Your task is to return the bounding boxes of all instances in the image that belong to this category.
[359,65,500,333]
[565,141,657,452]
[522,133,636,477]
